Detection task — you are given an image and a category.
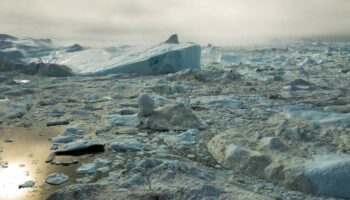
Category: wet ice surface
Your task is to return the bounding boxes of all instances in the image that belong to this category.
[0,128,75,199]
[0,128,65,199]
[0,127,107,200]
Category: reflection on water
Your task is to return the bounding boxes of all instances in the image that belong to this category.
[0,127,79,200]
[0,164,28,199]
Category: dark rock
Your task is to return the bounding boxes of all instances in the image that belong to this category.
[54,140,105,156]
[47,119,70,126]
[165,34,179,44]
[66,44,84,53]
[37,63,73,77]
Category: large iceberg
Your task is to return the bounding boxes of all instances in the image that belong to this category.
[0,34,201,76]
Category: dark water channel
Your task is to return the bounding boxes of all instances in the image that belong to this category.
[0,127,90,200]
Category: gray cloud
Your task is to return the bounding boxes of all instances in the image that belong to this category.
[0,0,349,46]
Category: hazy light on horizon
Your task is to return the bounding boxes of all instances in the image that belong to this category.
[0,0,350,46]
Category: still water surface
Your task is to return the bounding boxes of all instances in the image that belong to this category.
[0,127,79,200]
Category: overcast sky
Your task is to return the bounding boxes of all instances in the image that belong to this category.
[1,0,350,46]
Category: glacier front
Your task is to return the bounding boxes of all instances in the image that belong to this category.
[0,34,201,76]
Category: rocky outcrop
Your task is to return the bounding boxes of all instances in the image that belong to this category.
[165,34,180,44]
